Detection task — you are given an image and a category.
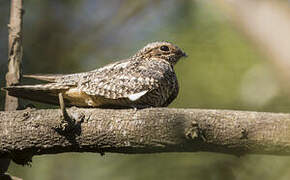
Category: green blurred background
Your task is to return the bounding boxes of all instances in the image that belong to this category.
[1,0,290,179]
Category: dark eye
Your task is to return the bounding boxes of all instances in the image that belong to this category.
[160,45,169,51]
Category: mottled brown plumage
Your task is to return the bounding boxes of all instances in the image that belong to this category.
[3,41,187,108]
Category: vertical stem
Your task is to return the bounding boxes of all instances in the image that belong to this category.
[1,0,24,175]
[5,0,23,110]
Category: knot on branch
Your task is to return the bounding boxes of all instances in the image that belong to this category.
[185,120,205,141]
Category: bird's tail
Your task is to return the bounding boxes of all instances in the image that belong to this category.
[23,74,65,82]
[3,83,71,105]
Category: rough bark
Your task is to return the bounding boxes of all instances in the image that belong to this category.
[2,0,23,176]
[1,107,290,165]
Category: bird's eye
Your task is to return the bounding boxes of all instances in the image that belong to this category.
[160,45,169,51]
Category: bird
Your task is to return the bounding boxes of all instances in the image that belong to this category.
[3,41,187,108]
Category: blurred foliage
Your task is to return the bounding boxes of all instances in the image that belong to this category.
[1,0,290,179]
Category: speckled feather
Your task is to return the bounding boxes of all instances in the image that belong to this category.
[4,41,187,108]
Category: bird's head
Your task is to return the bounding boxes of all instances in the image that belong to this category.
[133,41,187,65]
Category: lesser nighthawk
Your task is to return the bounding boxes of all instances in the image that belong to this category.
[4,41,187,108]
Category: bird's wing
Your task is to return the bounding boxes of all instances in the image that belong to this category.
[79,59,164,101]
[80,72,158,101]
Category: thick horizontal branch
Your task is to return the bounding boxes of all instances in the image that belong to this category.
[1,108,290,164]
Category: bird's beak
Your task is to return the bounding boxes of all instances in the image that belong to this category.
[177,50,187,58]
[182,51,187,57]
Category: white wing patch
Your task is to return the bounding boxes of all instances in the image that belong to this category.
[127,90,148,101]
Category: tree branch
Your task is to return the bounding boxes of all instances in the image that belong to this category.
[5,0,23,110]
[2,0,23,177]
[1,108,290,165]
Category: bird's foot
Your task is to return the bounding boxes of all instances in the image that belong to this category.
[55,93,77,132]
